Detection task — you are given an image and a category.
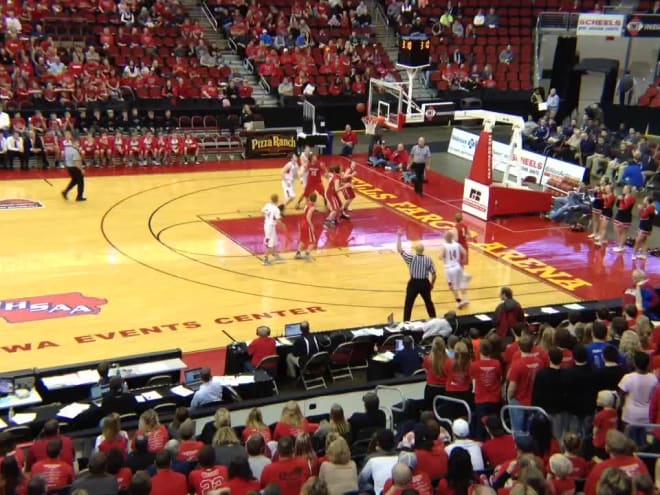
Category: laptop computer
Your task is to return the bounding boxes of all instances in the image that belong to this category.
[284,323,303,338]
[184,368,203,391]
[394,339,404,352]
[89,383,107,406]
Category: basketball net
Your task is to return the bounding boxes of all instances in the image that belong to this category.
[362,116,378,136]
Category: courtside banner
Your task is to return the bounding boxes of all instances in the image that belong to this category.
[576,13,625,37]
[447,129,584,185]
[624,14,660,37]
[462,179,490,221]
[244,130,297,158]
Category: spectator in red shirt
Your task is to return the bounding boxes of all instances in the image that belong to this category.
[561,433,590,479]
[241,408,273,444]
[592,390,618,459]
[0,456,27,495]
[469,339,503,438]
[547,454,575,495]
[382,460,432,495]
[106,448,132,491]
[481,416,516,469]
[494,287,525,339]
[188,445,228,495]
[273,401,319,440]
[246,325,277,371]
[30,439,74,491]
[507,335,546,432]
[0,432,25,471]
[584,430,649,495]
[177,420,203,463]
[423,337,448,408]
[152,450,188,495]
[221,458,261,495]
[444,341,473,406]
[133,409,169,453]
[414,421,448,481]
[340,124,358,157]
[261,436,311,495]
[96,414,129,455]
[27,420,76,471]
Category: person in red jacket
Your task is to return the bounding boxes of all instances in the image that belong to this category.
[221,458,261,495]
[507,335,546,432]
[494,287,525,339]
[583,430,649,495]
[27,420,75,471]
[30,439,74,491]
[246,325,277,371]
[260,436,311,495]
[340,124,358,157]
[152,450,187,495]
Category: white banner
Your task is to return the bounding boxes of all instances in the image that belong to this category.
[447,128,585,186]
[576,14,625,37]
[462,179,490,221]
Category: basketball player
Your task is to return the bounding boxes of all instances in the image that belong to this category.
[633,196,656,260]
[183,133,200,164]
[299,153,328,209]
[168,131,184,165]
[96,130,113,167]
[112,130,126,166]
[295,192,317,261]
[261,193,285,266]
[294,147,311,209]
[325,165,348,226]
[340,161,357,219]
[80,132,97,168]
[125,131,141,167]
[139,130,157,166]
[454,212,470,265]
[281,154,299,208]
[438,230,469,309]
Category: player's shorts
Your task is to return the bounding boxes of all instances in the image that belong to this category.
[264,225,278,249]
[445,265,465,290]
[325,192,342,212]
[304,181,324,198]
[342,186,355,200]
[282,180,296,201]
[299,223,316,245]
[184,145,199,153]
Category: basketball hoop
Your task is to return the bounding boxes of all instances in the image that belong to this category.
[361,115,378,135]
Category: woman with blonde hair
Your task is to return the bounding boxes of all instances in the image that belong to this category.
[295,432,320,475]
[423,337,448,407]
[242,407,272,443]
[537,325,555,352]
[213,424,246,467]
[273,400,319,440]
[620,330,642,371]
[200,407,231,445]
[328,404,351,442]
[95,414,129,455]
[133,409,168,453]
[318,437,358,495]
[444,341,473,405]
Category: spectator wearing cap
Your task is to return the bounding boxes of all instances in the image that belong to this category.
[584,430,649,495]
[358,430,399,495]
[532,348,565,439]
[261,436,311,495]
[318,437,358,495]
[349,392,387,438]
[547,454,575,495]
[445,419,484,472]
[412,423,448,482]
[150,449,187,495]
[190,367,223,410]
[481,416,516,468]
[71,452,119,495]
[383,453,433,495]
[27,420,75,471]
[562,345,597,438]
[246,325,277,371]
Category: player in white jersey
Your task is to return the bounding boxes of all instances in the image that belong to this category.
[281,154,298,208]
[261,193,285,265]
[438,229,469,309]
[295,146,311,209]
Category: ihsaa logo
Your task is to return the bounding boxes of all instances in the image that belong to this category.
[0,293,108,323]
[469,189,482,201]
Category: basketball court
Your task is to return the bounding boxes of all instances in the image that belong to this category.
[0,155,656,373]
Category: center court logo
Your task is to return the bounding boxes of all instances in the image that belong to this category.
[0,199,44,210]
[0,292,108,323]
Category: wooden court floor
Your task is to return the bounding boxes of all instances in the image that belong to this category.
[0,158,605,371]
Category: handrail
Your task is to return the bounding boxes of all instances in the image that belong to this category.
[228,37,238,54]
[375,385,407,415]
[201,1,218,32]
[432,395,472,425]
[623,422,660,459]
[259,75,271,94]
[500,404,551,434]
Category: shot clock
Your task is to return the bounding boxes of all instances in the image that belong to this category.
[397,36,431,67]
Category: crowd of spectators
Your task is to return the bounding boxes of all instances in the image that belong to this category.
[0,0,255,109]
[522,102,659,188]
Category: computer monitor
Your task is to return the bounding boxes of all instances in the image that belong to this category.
[90,384,103,400]
[0,378,14,396]
[284,323,303,337]
[394,339,404,352]
[184,368,203,385]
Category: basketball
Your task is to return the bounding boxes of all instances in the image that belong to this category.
[375,115,386,125]
[356,102,366,113]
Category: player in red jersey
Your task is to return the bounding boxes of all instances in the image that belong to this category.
[454,212,470,265]
[95,130,114,167]
[183,133,200,164]
[42,131,59,169]
[295,192,317,261]
[125,132,142,167]
[339,161,357,219]
[112,131,126,165]
[80,132,97,167]
[168,132,184,165]
[139,130,157,166]
[324,165,349,227]
[633,196,656,260]
[154,131,168,166]
[296,153,327,209]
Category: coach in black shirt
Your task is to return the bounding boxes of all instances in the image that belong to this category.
[397,230,437,321]
[349,392,387,439]
[101,376,137,415]
[286,321,320,378]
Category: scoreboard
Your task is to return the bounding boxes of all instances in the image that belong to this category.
[397,36,431,67]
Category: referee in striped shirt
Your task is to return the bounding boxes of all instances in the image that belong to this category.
[397,230,437,322]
